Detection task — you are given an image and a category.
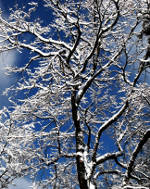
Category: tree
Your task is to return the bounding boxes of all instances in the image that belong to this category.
[0,0,150,188]
[0,107,32,188]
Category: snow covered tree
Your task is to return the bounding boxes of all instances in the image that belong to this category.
[0,107,33,188]
[0,0,150,188]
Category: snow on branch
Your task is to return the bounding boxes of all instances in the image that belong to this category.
[96,151,122,165]
[92,100,128,161]
[125,129,150,183]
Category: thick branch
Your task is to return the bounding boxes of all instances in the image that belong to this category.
[96,151,122,165]
[125,129,150,183]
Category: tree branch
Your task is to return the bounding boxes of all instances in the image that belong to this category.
[125,129,150,183]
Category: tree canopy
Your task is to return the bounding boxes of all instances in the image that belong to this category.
[0,0,150,188]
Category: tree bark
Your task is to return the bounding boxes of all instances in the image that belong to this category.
[71,90,89,189]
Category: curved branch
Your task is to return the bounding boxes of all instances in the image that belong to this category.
[125,129,150,183]
[92,100,128,162]
[102,0,120,33]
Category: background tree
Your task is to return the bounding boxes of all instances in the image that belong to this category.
[0,0,150,188]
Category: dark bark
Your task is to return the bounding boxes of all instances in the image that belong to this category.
[125,130,150,183]
[71,90,89,189]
